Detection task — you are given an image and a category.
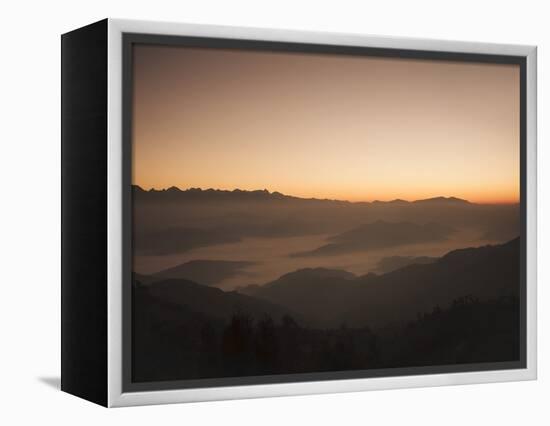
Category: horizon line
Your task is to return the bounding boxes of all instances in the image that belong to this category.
[131,184,520,206]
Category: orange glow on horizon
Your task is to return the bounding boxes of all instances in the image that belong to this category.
[132,45,520,206]
[133,182,519,205]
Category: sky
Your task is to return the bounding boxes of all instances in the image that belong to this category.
[132,44,520,204]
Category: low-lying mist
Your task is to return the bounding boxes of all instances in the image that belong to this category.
[132,187,520,290]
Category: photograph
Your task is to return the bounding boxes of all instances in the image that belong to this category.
[129,42,523,384]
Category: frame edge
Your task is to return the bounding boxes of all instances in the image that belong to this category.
[106,18,538,407]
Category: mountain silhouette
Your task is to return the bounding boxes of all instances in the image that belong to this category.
[269,267,356,283]
[133,185,474,205]
[135,277,296,323]
[133,185,320,203]
[292,221,455,257]
[374,255,438,274]
[133,185,518,257]
[413,196,470,204]
[133,226,243,256]
[238,268,368,326]
[244,238,519,327]
[239,267,357,298]
[343,237,519,327]
[150,260,255,286]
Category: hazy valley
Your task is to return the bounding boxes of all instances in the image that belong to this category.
[132,186,519,289]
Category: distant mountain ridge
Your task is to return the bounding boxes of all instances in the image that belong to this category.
[413,196,470,204]
[150,260,255,287]
[292,220,455,257]
[132,185,472,205]
[138,277,296,323]
[132,185,519,258]
[374,255,438,274]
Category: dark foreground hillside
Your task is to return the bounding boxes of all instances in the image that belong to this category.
[133,294,520,382]
[132,239,521,383]
[241,238,520,327]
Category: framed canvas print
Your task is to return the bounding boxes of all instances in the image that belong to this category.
[61,18,537,407]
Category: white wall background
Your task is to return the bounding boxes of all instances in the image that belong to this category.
[0,0,547,424]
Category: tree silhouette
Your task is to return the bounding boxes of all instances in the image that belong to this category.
[222,313,255,376]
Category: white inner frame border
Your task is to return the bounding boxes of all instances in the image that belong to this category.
[107,18,537,407]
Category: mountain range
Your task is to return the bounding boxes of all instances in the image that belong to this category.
[292,221,455,257]
[135,238,520,328]
[147,260,254,286]
[132,186,519,258]
[134,277,295,323]
[133,185,472,205]
[374,255,438,274]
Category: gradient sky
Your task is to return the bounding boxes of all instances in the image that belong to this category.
[132,44,520,204]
